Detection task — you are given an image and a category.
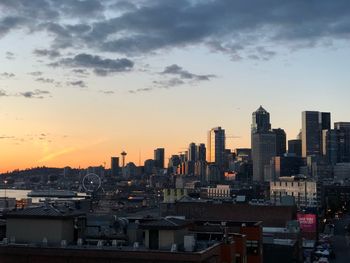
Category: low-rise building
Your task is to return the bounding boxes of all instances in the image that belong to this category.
[270,177,319,209]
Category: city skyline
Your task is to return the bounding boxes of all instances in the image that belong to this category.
[1,106,348,172]
[1,1,350,172]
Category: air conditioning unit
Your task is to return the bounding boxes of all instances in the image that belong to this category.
[77,238,83,246]
[133,242,139,250]
[61,240,67,247]
[184,235,196,252]
[171,243,178,252]
[97,240,103,248]
[9,236,15,244]
[42,237,48,246]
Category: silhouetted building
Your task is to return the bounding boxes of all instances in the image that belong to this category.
[301,111,331,157]
[111,157,120,177]
[273,128,287,157]
[251,105,271,134]
[322,129,338,165]
[154,148,165,169]
[335,122,350,163]
[236,148,252,161]
[288,139,302,157]
[188,142,196,162]
[273,156,303,178]
[196,143,206,162]
[252,106,276,182]
[144,159,156,175]
[207,127,225,169]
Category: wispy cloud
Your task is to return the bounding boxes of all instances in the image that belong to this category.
[38,147,76,162]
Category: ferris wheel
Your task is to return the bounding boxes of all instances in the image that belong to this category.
[82,173,101,193]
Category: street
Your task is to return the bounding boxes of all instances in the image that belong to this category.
[330,214,350,263]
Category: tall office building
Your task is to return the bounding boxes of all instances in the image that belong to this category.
[111,157,120,177]
[188,142,197,162]
[288,139,302,157]
[252,132,276,182]
[335,122,350,163]
[154,148,165,169]
[251,106,271,134]
[273,128,287,156]
[207,127,225,169]
[251,106,276,182]
[301,111,331,158]
[197,143,206,162]
[322,129,338,165]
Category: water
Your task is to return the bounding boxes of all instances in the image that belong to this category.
[0,189,87,203]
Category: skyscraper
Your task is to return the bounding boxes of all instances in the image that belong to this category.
[322,129,338,165]
[207,127,225,169]
[335,122,350,163]
[301,111,331,158]
[251,106,276,182]
[273,128,287,157]
[252,132,276,182]
[154,148,165,169]
[251,106,271,134]
[288,139,302,157]
[197,143,206,162]
[188,142,197,162]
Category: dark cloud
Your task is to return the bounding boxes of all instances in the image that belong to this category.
[0,90,9,97]
[19,89,51,99]
[66,80,87,88]
[35,77,61,87]
[33,49,61,59]
[152,78,185,89]
[28,71,43,76]
[5,51,14,60]
[1,1,350,60]
[51,53,134,75]
[128,87,153,94]
[35,77,55,83]
[72,68,89,75]
[0,72,15,78]
[161,64,216,81]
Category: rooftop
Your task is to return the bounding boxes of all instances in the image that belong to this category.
[5,205,85,219]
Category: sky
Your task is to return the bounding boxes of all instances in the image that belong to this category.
[1,0,350,172]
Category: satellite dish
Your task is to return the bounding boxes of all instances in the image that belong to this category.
[82,173,101,193]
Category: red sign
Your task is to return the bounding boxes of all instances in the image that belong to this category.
[297,213,317,233]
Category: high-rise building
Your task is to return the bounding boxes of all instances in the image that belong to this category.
[251,106,271,134]
[273,128,287,156]
[273,156,303,178]
[322,129,338,165]
[251,106,276,182]
[188,142,196,162]
[301,111,331,158]
[288,139,302,157]
[197,143,206,162]
[252,132,276,182]
[111,157,120,177]
[207,127,225,169]
[335,122,350,163]
[154,148,165,169]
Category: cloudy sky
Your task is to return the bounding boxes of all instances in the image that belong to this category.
[1,0,350,171]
